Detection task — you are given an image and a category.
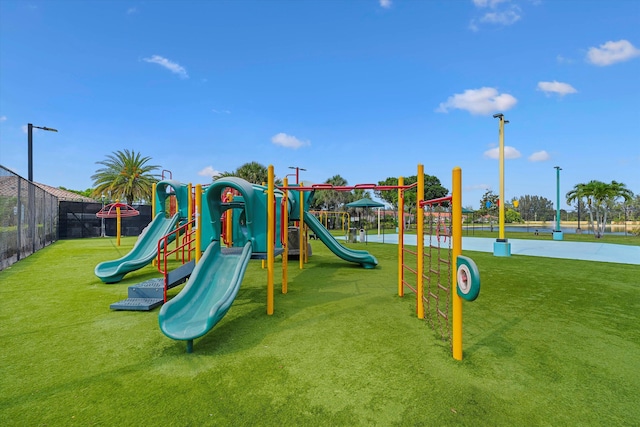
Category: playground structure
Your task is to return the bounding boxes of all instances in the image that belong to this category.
[95,164,479,359]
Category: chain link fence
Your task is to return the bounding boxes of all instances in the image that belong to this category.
[58,202,152,239]
[0,165,58,271]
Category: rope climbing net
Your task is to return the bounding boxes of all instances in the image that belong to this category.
[421,197,453,345]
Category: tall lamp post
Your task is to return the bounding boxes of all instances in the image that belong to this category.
[27,123,58,253]
[28,123,58,182]
[492,113,511,257]
[553,166,564,240]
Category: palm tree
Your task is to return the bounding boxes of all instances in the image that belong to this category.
[215,161,283,185]
[91,149,160,204]
[566,180,633,238]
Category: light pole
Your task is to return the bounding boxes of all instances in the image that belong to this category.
[28,123,58,182]
[288,166,306,184]
[553,166,563,240]
[492,113,511,257]
[27,123,58,254]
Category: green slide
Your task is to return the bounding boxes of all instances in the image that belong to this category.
[303,211,378,269]
[158,241,252,344]
[94,213,179,283]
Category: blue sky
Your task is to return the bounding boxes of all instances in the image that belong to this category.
[1,0,638,210]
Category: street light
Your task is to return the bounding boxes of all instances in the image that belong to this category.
[27,123,58,254]
[288,166,306,184]
[28,123,58,182]
[553,166,563,240]
[492,113,511,257]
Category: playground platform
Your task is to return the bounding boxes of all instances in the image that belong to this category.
[350,234,640,266]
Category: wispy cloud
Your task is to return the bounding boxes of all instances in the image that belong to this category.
[529,150,550,162]
[212,109,231,114]
[586,40,640,66]
[537,81,577,97]
[126,7,137,15]
[143,55,189,79]
[379,0,392,9]
[271,133,311,149]
[484,146,522,160]
[198,166,222,178]
[470,0,522,31]
[0,115,7,122]
[436,87,517,115]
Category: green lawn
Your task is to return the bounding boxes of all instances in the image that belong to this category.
[1,237,638,426]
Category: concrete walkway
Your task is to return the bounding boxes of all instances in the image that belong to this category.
[351,233,640,265]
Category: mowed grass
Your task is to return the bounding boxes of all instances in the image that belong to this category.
[1,236,638,426]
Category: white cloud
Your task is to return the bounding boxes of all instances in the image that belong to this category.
[473,0,510,7]
[212,109,231,114]
[529,150,550,162]
[379,0,392,8]
[479,9,521,25]
[0,116,6,122]
[587,40,640,66]
[143,55,189,79]
[483,146,521,159]
[556,54,574,64]
[537,81,577,97]
[198,166,222,177]
[126,7,137,15]
[271,133,310,149]
[436,87,517,115]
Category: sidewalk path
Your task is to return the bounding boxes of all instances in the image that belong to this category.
[349,234,640,265]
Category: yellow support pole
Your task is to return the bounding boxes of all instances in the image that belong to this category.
[152,184,157,266]
[116,201,121,247]
[195,184,202,264]
[282,177,289,294]
[152,183,156,216]
[267,165,275,315]
[417,165,424,319]
[187,183,193,259]
[226,192,233,248]
[452,167,463,360]
[299,188,304,270]
[397,176,404,297]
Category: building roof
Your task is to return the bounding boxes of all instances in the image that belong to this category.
[34,182,97,202]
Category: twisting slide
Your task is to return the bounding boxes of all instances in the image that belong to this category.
[303,211,378,269]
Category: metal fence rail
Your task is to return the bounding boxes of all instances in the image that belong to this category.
[0,165,58,271]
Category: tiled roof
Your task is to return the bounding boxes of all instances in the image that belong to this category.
[34,183,97,202]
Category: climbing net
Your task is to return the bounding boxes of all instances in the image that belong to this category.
[421,197,453,345]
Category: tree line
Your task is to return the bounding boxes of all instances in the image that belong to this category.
[83,150,638,237]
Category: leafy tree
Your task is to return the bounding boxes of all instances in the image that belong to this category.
[59,187,94,198]
[215,161,283,185]
[566,180,633,238]
[515,195,555,222]
[375,174,448,211]
[91,149,160,203]
[312,174,349,211]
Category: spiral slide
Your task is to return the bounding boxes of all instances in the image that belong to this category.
[303,211,377,269]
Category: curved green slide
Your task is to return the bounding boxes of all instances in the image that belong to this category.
[303,211,378,269]
[158,241,252,347]
[94,213,179,283]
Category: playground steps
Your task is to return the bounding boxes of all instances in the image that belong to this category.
[110,261,196,311]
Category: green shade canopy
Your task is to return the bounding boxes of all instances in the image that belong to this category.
[346,198,385,208]
[462,208,475,214]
